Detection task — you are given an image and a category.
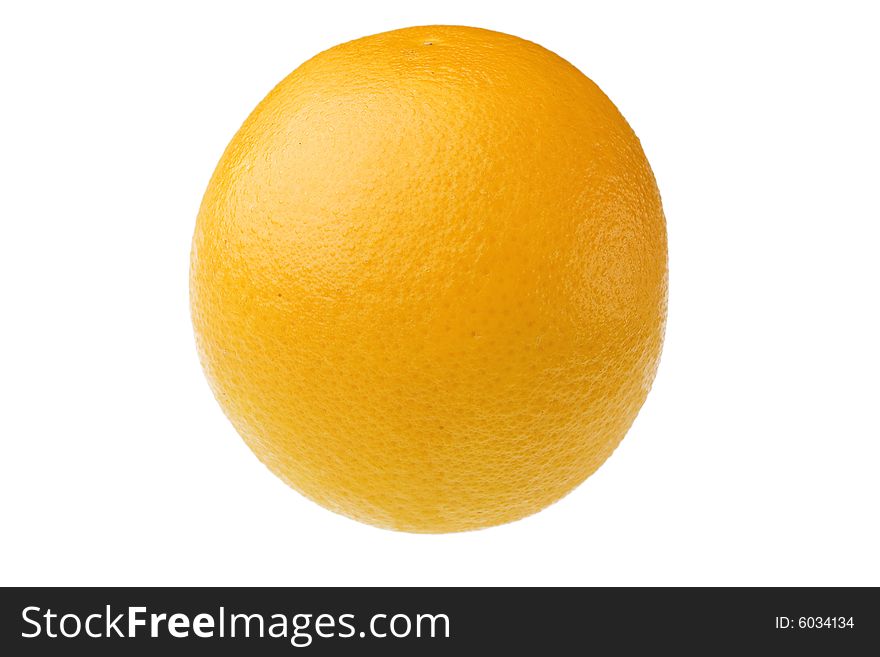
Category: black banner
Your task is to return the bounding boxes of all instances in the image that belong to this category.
[1,587,876,654]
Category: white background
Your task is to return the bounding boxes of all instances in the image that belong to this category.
[1,1,878,586]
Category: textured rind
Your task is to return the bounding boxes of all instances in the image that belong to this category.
[190,25,667,532]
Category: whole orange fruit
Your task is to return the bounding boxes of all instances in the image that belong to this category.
[191,25,667,532]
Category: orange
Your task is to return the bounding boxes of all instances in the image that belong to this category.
[190,25,667,532]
